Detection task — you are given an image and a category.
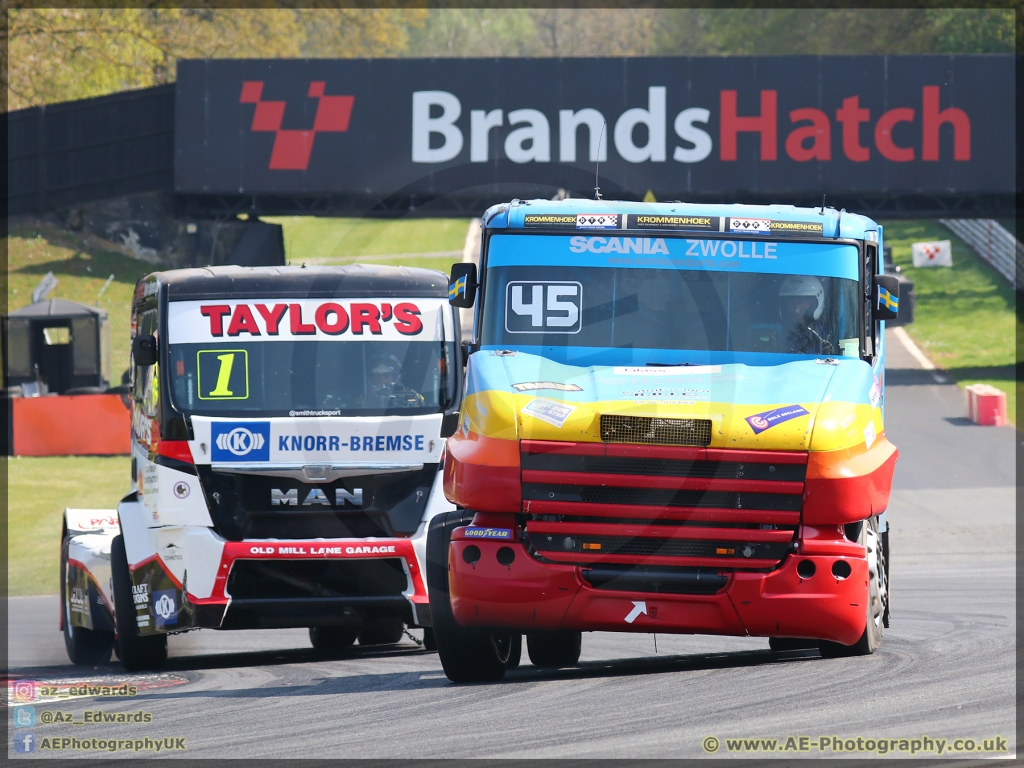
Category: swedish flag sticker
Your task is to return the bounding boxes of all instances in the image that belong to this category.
[877,285,898,312]
[449,274,467,299]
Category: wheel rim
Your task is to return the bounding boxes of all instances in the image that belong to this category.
[62,548,73,637]
[488,633,513,665]
[865,520,887,634]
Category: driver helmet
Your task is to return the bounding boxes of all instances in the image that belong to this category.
[368,354,403,398]
[778,276,825,321]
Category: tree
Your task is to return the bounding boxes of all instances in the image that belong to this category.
[5,8,426,112]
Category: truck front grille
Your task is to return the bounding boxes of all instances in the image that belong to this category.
[600,415,712,447]
[227,558,408,600]
[521,440,805,570]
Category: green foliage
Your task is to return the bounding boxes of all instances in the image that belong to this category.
[5,8,426,111]
[8,456,131,596]
[653,9,1014,56]
[881,219,1017,422]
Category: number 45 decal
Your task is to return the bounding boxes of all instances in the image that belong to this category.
[197,350,250,400]
[505,281,583,334]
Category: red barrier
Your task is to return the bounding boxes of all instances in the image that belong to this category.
[965,384,1008,427]
[13,394,131,456]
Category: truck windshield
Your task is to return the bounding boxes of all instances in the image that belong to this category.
[165,298,456,417]
[481,234,861,362]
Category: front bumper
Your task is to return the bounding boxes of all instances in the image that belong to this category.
[447,537,868,646]
[139,536,430,632]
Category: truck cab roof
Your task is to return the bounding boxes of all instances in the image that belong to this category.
[482,199,880,241]
[140,264,451,302]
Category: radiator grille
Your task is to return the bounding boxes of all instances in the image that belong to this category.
[600,415,712,447]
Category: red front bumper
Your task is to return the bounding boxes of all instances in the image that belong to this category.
[447,537,868,646]
[188,538,429,629]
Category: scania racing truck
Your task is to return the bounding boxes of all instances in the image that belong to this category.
[430,199,900,682]
[61,265,460,669]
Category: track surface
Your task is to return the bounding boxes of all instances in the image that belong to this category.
[7,330,1016,760]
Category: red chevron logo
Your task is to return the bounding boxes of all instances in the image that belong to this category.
[239,81,354,170]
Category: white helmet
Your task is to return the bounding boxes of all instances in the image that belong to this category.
[778,276,825,321]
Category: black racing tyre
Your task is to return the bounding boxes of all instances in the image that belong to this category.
[309,626,359,651]
[769,637,818,652]
[358,618,405,646]
[111,535,167,671]
[61,536,114,665]
[506,633,522,669]
[422,627,437,652]
[819,516,886,658]
[428,510,513,683]
[526,630,582,668]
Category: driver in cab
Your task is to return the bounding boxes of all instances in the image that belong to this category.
[779,276,833,355]
[360,354,424,409]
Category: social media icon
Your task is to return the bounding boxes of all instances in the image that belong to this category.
[13,706,35,728]
[12,680,35,703]
[13,732,35,753]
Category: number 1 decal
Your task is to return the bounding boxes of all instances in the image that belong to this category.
[197,350,249,400]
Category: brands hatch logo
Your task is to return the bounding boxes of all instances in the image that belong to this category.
[215,427,265,456]
[240,81,354,170]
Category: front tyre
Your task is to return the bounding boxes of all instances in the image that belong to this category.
[526,630,582,668]
[358,618,405,646]
[422,627,437,652]
[309,626,359,651]
[111,535,167,671]
[61,536,114,665]
[819,516,887,658]
[427,511,511,683]
[506,633,522,669]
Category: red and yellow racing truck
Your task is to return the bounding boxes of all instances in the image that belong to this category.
[427,199,899,681]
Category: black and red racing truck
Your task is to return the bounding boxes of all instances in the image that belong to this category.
[427,199,900,682]
[60,265,462,669]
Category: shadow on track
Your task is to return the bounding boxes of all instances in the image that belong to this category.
[27,647,824,702]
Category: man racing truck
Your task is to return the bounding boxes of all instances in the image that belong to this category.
[430,200,899,682]
[61,265,460,669]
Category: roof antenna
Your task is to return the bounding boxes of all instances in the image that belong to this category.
[594,121,606,200]
[819,194,826,215]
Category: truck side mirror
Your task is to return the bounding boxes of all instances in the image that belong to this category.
[872,275,900,321]
[132,334,158,366]
[449,263,477,308]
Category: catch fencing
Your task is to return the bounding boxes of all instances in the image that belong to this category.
[938,219,1023,290]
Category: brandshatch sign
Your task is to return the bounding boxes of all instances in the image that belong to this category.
[174,56,1013,199]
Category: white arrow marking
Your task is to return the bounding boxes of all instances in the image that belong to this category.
[624,601,647,624]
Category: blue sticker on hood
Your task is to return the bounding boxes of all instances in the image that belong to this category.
[745,405,809,434]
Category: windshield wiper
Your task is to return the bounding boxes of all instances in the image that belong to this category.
[645,362,695,367]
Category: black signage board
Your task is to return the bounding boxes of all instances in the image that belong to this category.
[175,56,1014,208]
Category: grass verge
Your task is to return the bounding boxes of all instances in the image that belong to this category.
[264,215,471,274]
[8,456,131,596]
[881,219,1018,423]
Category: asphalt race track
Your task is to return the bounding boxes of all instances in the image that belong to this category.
[7,330,1016,760]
